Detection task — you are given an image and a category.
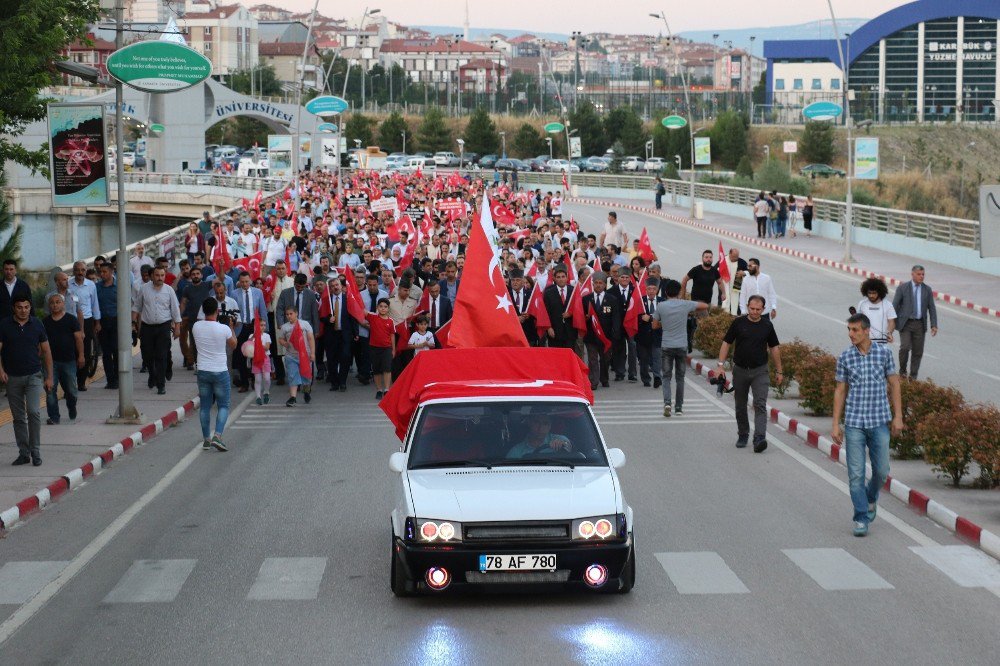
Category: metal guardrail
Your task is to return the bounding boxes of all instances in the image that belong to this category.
[110,172,287,192]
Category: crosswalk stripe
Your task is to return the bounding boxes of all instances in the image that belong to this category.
[782,548,893,590]
[655,552,750,594]
[909,545,1000,588]
[247,557,327,601]
[103,560,196,603]
[0,562,69,604]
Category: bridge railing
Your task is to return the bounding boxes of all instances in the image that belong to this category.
[110,172,287,193]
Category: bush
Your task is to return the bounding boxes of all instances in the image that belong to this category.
[967,405,1000,488]
[918,407,975,486]
[692,308,735,359]
[735,155,754,180]
[796,352,838,416]
[769,338,824,398]
[893,378,964,459]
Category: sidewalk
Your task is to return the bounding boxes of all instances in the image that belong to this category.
[0,343,196,525]
[581,195,1000,317]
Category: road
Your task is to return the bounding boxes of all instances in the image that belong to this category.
[1,373,998,664]
[564,201,1000,408]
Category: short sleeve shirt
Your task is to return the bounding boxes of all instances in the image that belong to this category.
[0,316,48,377]
[653,300,699,349]
[836,342,896,428]
[191,320,233,372]
[43,314,80,363]
[687,266,721,304]
[366,313,395,348]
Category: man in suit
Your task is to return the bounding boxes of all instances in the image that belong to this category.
[542,265,576,349]
[636,277,665,388]
[891,264,938,379]
[609,272,637,381]
[438,260,461,306]
[583,272,621,389]
[276,273,320,335]
[318,277,358,392]
[0,260,33,322]
[231,271,268,392]
[507,269,536,345]
[356,273,388,385]
[424,280,453,335]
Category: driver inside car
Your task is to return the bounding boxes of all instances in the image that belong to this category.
[505,414,572,459]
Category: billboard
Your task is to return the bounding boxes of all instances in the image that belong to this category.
[694,137,712,166]
[267,135,293,180]
[47,103,110,207]
[979,186,1000,258]
[854,138,879,180]
[569,136,582,158]
[321,137,346,166]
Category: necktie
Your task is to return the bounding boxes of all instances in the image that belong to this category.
[644,297,650,314]
[596,293,602,309]
[913,284,921,318]
[295,291,301,316]
[333,295,340,330]
[244,290,251,323]
[368,292,377,313]
[560,287,566,305]
[430,298,437,327]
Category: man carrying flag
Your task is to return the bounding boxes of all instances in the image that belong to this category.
[720,245,748,314]
[583,272,621,389]
[636,227,656,264]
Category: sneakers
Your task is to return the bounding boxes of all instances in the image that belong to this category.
[255,397,263,406]
[867,503,877,524]
[735,435,748,449]
[12,455,31,466]
[674,406,683,415]
[285,397,296,407]
[263,393,270,405]
[753,436,768,453]
[663,404,671,418]
[202,438,212,450]
[375,390,384,400]
[211,434,228,452]
[303,391,311,404]
[853,521,869,537]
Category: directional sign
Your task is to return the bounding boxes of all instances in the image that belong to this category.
[305,96,349,116]
[661,115,688,129]
[106,41,211,93]
[802,101,843,121]
[543,121,565,133]
[149,123,165,134]
[317,122,339,133]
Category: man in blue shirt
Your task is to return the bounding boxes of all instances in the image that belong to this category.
[69,261,101,392]
[833,313,904,538]
[0,295,53,466]
[95,263,119,389]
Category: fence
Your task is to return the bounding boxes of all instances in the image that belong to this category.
[110,172,287,192]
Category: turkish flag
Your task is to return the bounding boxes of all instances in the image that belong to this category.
[290,321,313,381]
[717,240,731,283]
[262,273,276,305]
[337,267,368,323]
[588,307,613,353]
[251,316,267,374]
[525,281,551,339]
[394,320,411,356]
[508,227,531,245]
[419,213,434,242]
[562,172,569,191]
[212,227,233,276]
[623,279,644,338]
[252,190,263,212]
[526,261,538,280]
[415,286,430,314]
[434,319,452,348]
[637,227,656,264]
[394,237,416,277]
[283,188,292,201]
[232,251,264,281]
[447,193,529,349]
[567,270,592,336]
[490,197,517,225]
[241,197,250,212]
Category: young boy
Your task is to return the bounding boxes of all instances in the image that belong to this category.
[277,305,315,407]
[407,315,435,356]
[362,298,395,399]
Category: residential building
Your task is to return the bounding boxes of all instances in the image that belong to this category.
[379,38,504,87]
[259,42,322,90]
[179,2,259,77]
[61,32,116,83]
[248,3,291,21]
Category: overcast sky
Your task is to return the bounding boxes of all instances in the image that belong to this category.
[274,0,908,34]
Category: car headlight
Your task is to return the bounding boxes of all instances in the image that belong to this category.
[572,514,627,541]
[412,518,463,543]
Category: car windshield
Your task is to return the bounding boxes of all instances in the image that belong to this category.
[407,401,607,469]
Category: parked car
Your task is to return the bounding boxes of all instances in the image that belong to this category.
[433,151,460,167]
[510,159,532,172]
[495,159,517,171]
[528,158,548,172]
[644,157,665,173]
[800,163,846,178]
[402,157,436,175]
[479,154,499,169]
[546,159,580,173]
[571,158,589,172]
[462,152,479,166]
[385,154,410,169]
[621,156,646,172]
[584,156,609,172]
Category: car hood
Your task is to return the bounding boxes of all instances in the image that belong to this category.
[406,467,619,522]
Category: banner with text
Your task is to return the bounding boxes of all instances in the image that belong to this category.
[47,104,109,207]
[694,137,712,166]
[854,138,879,180]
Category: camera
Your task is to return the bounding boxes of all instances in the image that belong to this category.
[217,305,236,327]
[709,374,735,396]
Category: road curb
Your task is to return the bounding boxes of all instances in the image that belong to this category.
[571,197,1000,320]
[684,355,1000,562]
[0,397,200,532]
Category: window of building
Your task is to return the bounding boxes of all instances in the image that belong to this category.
[204,41,212,53]
[775,78,785,90]
[203,26,212,38]
[830,78,841,90]
[811,78,822,90]
[793,78,803,90]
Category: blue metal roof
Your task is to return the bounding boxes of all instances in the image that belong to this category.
[764,0,1000,67]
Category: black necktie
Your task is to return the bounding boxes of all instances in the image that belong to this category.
[295,291,301,316]
[369,292,377,313]
[431,298,437,326]
[244,290,251,323]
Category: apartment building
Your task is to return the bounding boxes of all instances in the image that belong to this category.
[180,2,258,77]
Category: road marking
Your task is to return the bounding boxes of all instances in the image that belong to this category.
[229,423,387,430]
[0,392,255,646]
[103,559,197,603]
[655,551,749,594]
[247,557,328,601]
[0,562,69,604]
[972,369,1000,382]
[909,545,1000,587]
[656,244,676,255]
[783,548,893,591]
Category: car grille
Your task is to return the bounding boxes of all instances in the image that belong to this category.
[464,523,569,541]
[465,570,570,584]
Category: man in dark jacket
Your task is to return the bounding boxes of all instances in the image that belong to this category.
[635,277,664,387]
[583,272,621,389]
[542,265,576,349]
[0,260,32,322]
[507,269,536,345]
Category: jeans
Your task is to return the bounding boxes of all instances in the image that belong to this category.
[655,194,663,210]
[99,316,119,387]
[733,364,770,440]
[7,372,43,458]
[898,319,926,378]
[660,348,687,406]
[197,370,231,438]
[47,361,78,422]
[844,424,890,523]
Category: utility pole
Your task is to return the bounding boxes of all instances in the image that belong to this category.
[826,0,854,262]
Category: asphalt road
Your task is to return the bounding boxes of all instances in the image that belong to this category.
[564,200,1000,408]
[1,371,998,665]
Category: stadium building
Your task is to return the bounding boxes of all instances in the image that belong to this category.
[763,0,1000,123]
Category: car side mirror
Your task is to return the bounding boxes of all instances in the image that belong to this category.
[608,448,626,469]
[389,451,407,473]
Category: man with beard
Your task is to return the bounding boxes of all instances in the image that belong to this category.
[680,249,725,353]
[739,258,778,320]
[179,267,212,369]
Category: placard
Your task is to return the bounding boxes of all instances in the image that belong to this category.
[406,205,427,220]
[569,136,582,158]
[346,193,370,208]
[783,141,798,154]
[369,197,397,212]
[267,135,293,180]
[434,198,465,213]
[854,138,879,180]
[47,103,109,207]
[694,137,712,166]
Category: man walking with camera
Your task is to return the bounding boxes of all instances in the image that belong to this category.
[193,298,237,451]
[717,295,783,452]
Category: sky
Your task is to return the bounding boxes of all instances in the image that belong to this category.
[273,0,910,34]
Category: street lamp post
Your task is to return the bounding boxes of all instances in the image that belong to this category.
[545,137,553,161]
[401,130,406,153]
[499,130,506,158]
[826,0,855,262]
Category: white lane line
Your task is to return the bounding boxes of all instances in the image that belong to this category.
[0,392,256,646]
[657,244,676,255]
[655,552,749,594]
[683,376,939,548]
[909,545,1000,588]
[247,557,328,601]
[783,548,893,591]
[972,369,1000,382]
[600,419,735,425]
[229,423,388,430]
[103,560,197,603]
[0,562,69,605]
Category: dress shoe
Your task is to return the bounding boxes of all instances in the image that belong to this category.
[753,436,767,453]
[68,406,77,420]
[303,392,311,404]
[653,377,662,388]
[237,386,249,393]
[12,455,31,466]
[157,387,166,395]
[166,366,173,381]
[601,381,609,388]
[735,436,748,449]
[642,381,651,387]
[591,383,599,390]
[32,456,42,466]
[329,383,338,391]
[614,375,625,382]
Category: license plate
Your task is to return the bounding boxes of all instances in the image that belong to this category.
[479,554,557,571]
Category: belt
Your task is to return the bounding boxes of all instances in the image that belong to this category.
[142,321,172,326]
[733,362,767,371]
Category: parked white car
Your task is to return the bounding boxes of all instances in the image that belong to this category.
[644,157,665,172]
[433,151,460,167]
[386,349,635,596]
[545,159,580,173]
[621,156,646,171]
[401,157,436,175]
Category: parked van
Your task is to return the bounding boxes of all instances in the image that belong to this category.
[403,157,436,175]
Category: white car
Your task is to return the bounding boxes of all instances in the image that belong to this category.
[545,159,580,173]
[400,157,436,175]
[621,156,645,171]
[386,349,635,596]
[644,157,665,172]
[433,151,460,167]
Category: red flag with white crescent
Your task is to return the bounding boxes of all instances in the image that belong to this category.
[562,172,569,191]
[262,273,276,305]
[394,320,410,356]
[623,278,644,338]
[212,227,233,276]
[637,227,656,264]
[588,306,613,353]
[232,251,264,281]
[525,281,550,339]
[251,315,267,374]
[717,240,731,283]
[489,197,517,225]
[433,319,452,348]
[567,270,592,336]
[290,321,313,381]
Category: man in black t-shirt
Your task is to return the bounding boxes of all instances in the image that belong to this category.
[179,267,213,369]
[717,295,783,453]
[43,293,84,425]
[680,249,725,352]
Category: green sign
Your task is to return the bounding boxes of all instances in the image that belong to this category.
[661,115,688,129]
[106,41,212,93]
[305,96,349,116]
[694,137,712,165]
[149,123,165,133]
[544,121,565,133]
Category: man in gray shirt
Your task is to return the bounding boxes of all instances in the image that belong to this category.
[652,279,709,417]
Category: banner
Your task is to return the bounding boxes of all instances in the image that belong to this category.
[694,137,712,166]
[346,193,370,208]
[321,137,341,165]
[569,136,582,158]
[47,104,109,207]
[854,138,879,180]
[267,135,293,180]
[369,197,397,213]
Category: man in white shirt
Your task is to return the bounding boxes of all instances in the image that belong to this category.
[599,211,627,249]
[235,222,258,258]
[739,258,778,320]
[192,297,237,452]
[260,226,288,275]
[129,242,155,281]
[752,196,770,238]
[856,277,897,343]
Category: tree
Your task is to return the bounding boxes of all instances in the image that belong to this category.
[227,64,282,97]
[568,100,605,156]
[604,106,646,155]
[378,112,409,153]
[652,120,692,168]
[344,113,374,149]
[0,172,24,264]
[710,110,748,169]
[735,155,754,180]
[416,106,452,153]
[752,72,767,106]
[0,0,100,173]
[462,107,499,155]
[510,122,546,158]
[800,121,835,164]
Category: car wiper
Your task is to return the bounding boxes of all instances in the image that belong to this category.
[409,460,494,470]
[497,458,576,469]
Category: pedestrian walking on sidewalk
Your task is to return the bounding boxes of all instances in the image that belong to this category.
[0,295,53,466]
[891,265,937,379]
[716,295,782,452]
[132,267,181,395]
[192,298,237,451]
[653,279,708,417]
[42,294,83,425]
[654,177,665,210]
[832,313,903,537]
